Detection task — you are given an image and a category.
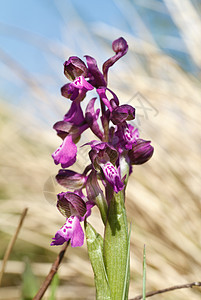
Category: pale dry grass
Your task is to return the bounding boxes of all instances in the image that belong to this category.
[0,0,201,299]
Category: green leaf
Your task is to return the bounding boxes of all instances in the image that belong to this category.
[48,273,59,300]
[85,221,111,300]
[143,245,146,300]
[21,258,39,300]
[122,223,131,300]
[103,190,129,300]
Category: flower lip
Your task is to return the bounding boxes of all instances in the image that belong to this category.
[52,135,77,168]
[51,216,84,247]
[114,124,139,151]
[71,76,94,91]
[101,162,124,193]
[61,76,94,101]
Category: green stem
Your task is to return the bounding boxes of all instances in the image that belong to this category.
[103,190,130,300]
[143,245,146,300]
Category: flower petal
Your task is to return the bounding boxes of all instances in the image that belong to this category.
[50,233,66,246]
[63,101,85,125]
[85,98,104,140]
[85,55,106,88]
[96,88,113,112]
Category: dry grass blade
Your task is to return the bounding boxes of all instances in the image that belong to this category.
[164,0,201,67]
[0,208,28,286]
[131,281,201,300]
[33,241,69,300]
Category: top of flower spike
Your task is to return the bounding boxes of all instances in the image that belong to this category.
[63,37,128,89]
[51,37,154,248]
[103,37,128,83]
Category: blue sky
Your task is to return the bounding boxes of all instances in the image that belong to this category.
[0,0,197,121]
[0,0,190,71]
[0,1,128,93]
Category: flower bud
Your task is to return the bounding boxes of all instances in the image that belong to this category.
[64,56,88,81]
[56,170,86,189]
[128,139,154,165]
[102,37,128,83]
[86,170,104,203]
[112,37,128,56]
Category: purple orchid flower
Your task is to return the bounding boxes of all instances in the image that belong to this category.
[61,75,94,101]
[51,37,154,251]
[113,124,139,151]
[87,140,118,168]
[51,192,93,247]
[64,56,88,81]
[87,141,124,193]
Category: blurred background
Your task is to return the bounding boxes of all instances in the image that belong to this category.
[0,0,201,299]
